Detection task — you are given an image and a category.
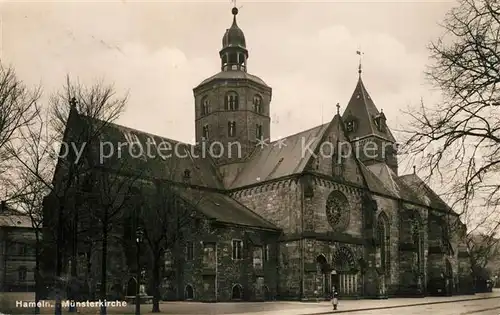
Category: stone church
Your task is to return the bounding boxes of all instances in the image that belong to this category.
[45,7,473,302]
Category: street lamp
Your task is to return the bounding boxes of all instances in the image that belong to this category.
[135,227,144,315]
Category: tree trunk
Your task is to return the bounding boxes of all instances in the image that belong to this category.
[151,252,161,313]
[55,202,65,315]
[100,213,108,315]
[35,229,41,315]
[69,211,78,312]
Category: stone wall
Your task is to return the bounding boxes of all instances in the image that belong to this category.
[303,177,362,236]
[163,219,280,302]
[193,80,272,163]
[233,178,302,234]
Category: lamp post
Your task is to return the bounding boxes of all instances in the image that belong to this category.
[135,227,144,315]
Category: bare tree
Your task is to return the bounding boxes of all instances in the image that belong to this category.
[0,64,40,199]
[137,178,199,313]
[403,0,500,230]
[8,76,128,315]
[466,231,500,278]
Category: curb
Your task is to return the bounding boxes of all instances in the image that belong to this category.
[302,295,500,314]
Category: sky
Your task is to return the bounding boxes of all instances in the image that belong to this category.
[1,0,456,177]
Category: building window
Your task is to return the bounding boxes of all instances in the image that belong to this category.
[19,243,27,256]
[232,240,243,260]
[225,92,239,110]
[186,242,194,261]
[228,121,236,137]
[346,120,355,132]
[325,191,350,231]
[203,242,216,268]
[202,125,209,140]
[253,246,263,269]
[264,244,269,261]
[201,96,211,115]
[18,266,27,281]
[253,95,263,113]
[256,124,263,140]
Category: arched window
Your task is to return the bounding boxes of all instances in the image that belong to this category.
[325,191,350,231]
[202,124,209,140]
[255,124,263,140]
[225,92,239,110]
[411,213,424,275]
[18,266,27,281]
[185,284,194,300]
[201,96,211,115]
[231,284,243,300]
[253,95,263,113]
[228,121,236,137]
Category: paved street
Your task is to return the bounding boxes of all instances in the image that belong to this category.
[1,290,499,314]
[359,298,500,315]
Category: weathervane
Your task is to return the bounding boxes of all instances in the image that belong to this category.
[231,0,243,10]
[356,49,364,75]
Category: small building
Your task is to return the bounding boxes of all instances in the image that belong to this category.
[0,202,37,292]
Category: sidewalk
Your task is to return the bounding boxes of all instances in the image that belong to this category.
[224,290,500,315]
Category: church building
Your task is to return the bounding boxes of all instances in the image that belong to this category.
[44,7,473,302]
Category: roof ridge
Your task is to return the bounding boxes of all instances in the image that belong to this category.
[269,122,329,144]
[357,78,376,136]
[81,114,190,146]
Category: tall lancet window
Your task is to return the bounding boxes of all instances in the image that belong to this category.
[225,92,239,110]
[228,121,236,137]
[201,96,211,115]
[256,124,263,140]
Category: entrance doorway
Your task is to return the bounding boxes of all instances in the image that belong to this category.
[126,278,137,296]
[331,272,339,293]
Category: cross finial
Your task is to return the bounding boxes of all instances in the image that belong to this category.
[336,103,340,115]
[413,165,416,174]
[69,96,77,108]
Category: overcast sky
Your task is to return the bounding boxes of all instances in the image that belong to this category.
[2,0,455,176]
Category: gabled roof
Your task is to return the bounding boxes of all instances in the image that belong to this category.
[397,173,454,213]
[229,123,330,189]
[175,187,279,230]
[72,114,224,189]
[342,76,396,142]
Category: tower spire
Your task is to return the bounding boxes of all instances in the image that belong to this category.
[220,3,248,72]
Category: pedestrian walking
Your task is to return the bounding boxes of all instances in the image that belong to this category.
[331,285,339,310]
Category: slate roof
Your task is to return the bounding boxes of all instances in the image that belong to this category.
[76,113,224,189]
[397,173,453,212]
[175,187,279,230]
[342,76,396,142]
[229,123,330,189]
[195,70,269,89]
